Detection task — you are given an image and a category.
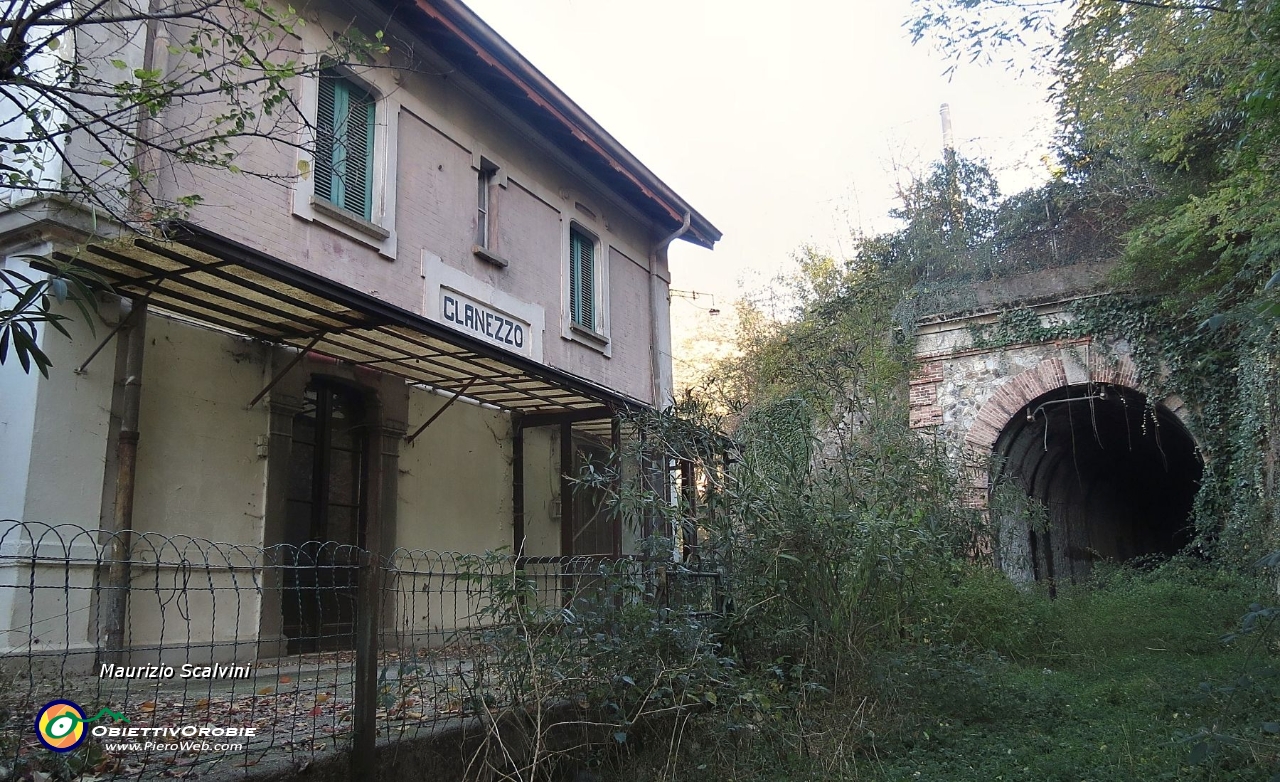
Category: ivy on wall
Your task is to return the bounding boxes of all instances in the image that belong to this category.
[967,295,1279,566]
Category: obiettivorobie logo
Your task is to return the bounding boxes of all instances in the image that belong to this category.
[36,699,255,755]
[34,700,129,753]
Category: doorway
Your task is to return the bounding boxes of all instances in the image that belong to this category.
[570,436,616,557]
[282,381,367,653]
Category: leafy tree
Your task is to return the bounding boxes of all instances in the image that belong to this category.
[882,153,1002,283]
[910,0,1280,318]
[0,255,99,376]
[0,0,389,223]
[911,0,1280,559]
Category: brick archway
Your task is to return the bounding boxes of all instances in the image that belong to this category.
[962,351,1204,583]
[960,351,1146,509]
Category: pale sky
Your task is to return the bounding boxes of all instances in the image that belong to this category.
[464,0,1057,331]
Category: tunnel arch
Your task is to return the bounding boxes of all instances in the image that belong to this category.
[963,359,1203,585]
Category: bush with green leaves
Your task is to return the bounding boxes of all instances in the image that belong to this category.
[708,395,982,678]
[452,552,732,780]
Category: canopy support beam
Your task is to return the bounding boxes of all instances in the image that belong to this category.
[247,333,325,409]
[405,378,477,445]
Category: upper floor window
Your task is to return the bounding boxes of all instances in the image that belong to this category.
[315,71,375,221]
[569,226,599,332]
[476,161,496,249]
[471,157,508,268]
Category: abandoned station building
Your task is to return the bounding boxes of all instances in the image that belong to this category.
[0,0,719,661]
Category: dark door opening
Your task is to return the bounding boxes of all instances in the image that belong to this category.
[557,434,618,609]
[283,382,367,653]
[570,436,616,558]
[992,384,1202,585]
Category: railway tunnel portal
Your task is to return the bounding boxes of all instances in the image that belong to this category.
[908,265,1204,584]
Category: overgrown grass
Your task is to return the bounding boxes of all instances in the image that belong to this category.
[605,561,1280,781]
[569,401,1279,781]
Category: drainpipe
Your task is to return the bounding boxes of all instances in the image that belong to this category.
[127,13,169,216]
[648,212,690,409]
[647,213,690,561]
[100,7,165,666]
[100,300,146,665]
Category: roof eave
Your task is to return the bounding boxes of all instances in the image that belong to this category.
[397,0,721,249]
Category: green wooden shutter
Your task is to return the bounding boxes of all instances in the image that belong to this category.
[342,85,375,219]
[314,74,336,204]
[570,229,595,330]
[569,231,581,325]
[579,237,595,329]
[330,79,351,209]
[315,71,375,220]
[568,229,578,323]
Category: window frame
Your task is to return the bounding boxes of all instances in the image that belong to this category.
[314,70,376,221]
[471,154,508,268]
[476,164,493,249]
[291,65,398,259]
[563,221,610,353]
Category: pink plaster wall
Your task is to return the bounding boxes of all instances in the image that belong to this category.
[158,48,666,404]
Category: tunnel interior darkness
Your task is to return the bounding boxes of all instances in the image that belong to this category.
[992,384,1202,585]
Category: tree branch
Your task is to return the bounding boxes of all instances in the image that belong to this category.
[1109,0,1230,13]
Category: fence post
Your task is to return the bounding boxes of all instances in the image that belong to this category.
[352,550,381,776]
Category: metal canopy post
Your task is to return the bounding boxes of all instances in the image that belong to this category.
[559,420,576,602]
[611,416,622,558]
[513,418,525,555]
[560,420,574,558]
[100,301,147,666]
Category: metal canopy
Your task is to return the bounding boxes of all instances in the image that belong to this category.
[53,221,645,421]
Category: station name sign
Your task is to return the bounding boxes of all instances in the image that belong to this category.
[440,288,531,358]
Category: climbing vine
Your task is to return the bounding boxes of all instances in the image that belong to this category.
[712,150,1278,572]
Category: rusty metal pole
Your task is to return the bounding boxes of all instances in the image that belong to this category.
[513,419,525,555]
[560,421,574,559]
[560,421,575,602]
[100,301,147,666]
[98,0,162,666]
[610,415,621,558]
[352,549,381,775]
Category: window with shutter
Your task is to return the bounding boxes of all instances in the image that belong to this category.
[569,228,596,330]
[315,71,375,221]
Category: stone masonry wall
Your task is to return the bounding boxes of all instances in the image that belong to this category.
[909,306,1154,508]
